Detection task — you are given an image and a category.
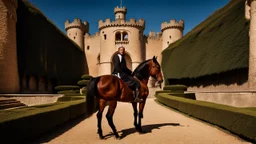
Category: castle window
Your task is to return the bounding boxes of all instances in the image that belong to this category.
[104,34,107,40]
[76,32,77,36]
[115,32,121,41]
[87,46,90,50]
[74,37,76,39]
[123,32,128,41]
[167,41,169,45]
[169,35,171,39]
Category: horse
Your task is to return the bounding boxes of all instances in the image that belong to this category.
[86,56,163,139]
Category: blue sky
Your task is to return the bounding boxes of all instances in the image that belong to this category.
[26,0,230,36]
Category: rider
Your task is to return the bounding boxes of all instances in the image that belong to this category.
[112,46,143,102]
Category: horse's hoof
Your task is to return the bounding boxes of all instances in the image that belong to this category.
[99,135,105,140]
[115,136,121,140]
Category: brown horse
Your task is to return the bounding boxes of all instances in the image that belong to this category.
[86,56,163,139]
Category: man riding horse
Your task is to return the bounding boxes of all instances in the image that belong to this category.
[112,46,143,102]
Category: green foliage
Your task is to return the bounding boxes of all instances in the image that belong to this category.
[156,93,256,142]
[81,74,92,80]
[55,85,80,91]
[162,0,249,79]
[0,100,86,143]
[16,0,88,85]
[77,80,90,86]
[163,85,187,91]
[57,90,80,94]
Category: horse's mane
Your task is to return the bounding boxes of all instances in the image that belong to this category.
[133,60,151,80]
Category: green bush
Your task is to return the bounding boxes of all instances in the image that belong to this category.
[81,74,92,80]
[163,85,187,91]
[57,90,80,94]
[55,85,80,91]
[77,80,90,86]
[57,96,85,102]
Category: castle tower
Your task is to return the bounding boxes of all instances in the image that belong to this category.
[114,6,127,20]
[97,7,145,76]
[246,0,256,89]
[65,18,89,50]
[0,0,20,93]
[161,19,184,51]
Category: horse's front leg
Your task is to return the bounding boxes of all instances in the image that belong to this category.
[137,100,146,133]
[97,99,106,139]
[132,102,139,130]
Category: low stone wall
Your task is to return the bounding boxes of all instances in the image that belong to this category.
[0,94,63,106]
[191,92,256,107]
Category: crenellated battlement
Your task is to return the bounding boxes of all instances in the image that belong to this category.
[65,18,89,32]
[85,32,100,39]
[147,31,162,39]
[98,18,145,30]
[114,6,127,14]
[161,19,184,32]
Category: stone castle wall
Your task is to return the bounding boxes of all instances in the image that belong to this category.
[84,32,100,76]
[0,0,20,93]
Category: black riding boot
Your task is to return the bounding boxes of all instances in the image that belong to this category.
[133,88,143,102]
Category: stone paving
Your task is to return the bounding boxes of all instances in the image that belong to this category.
[32,98,251,144]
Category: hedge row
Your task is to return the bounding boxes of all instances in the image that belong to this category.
[156,93,256,143]
[0,99,86,143]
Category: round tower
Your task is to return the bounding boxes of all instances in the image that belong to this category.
[0,0,20,93]
[97,7,145,76]
[114,6,127,20]
[247,0,256,89]
[161,19,184,51]
[65,18,89,50]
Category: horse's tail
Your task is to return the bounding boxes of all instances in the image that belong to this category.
[86,76,100,117]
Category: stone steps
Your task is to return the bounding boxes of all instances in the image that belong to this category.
[0,99,27,109]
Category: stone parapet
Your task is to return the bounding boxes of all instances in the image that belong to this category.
[161,19,184,32]
[114,6,127,14]
[65,18,88,32]
[98,18,145,30]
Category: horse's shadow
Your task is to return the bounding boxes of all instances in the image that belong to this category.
[104,123,181,139]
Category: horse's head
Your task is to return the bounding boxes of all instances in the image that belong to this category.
[149,56,163,88]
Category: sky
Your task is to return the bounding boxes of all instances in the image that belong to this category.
[26,0,230,36]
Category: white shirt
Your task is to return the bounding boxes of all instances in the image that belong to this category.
[117,54,122,62]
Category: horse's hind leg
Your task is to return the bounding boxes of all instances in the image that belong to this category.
[106,101,120,139]
[97,99,106,139]
[132,102,139,130]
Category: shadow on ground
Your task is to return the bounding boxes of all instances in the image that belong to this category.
[28,115,88,144]
[104,122,181,139]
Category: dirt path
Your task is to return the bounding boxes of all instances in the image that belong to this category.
[33,98,251,144]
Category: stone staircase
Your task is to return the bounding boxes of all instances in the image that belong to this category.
[0,99,27,109]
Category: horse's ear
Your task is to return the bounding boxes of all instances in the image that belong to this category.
[153,56,157,63]
[155,56,158,60]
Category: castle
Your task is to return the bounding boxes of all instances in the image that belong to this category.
[65,6,184,80]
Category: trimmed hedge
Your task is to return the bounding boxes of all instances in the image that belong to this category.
[163,85,187,91]
[81,74,92,80]
[77,80,90,86]
[57,90,80,94]
[156,93,256,143]
[55,85,80,91]
[162,0,249,79]
[0,99,86,143]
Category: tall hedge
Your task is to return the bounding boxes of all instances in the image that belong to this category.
[16,0,89,85]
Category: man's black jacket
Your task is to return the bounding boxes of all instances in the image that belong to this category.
[112,53,132,77]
